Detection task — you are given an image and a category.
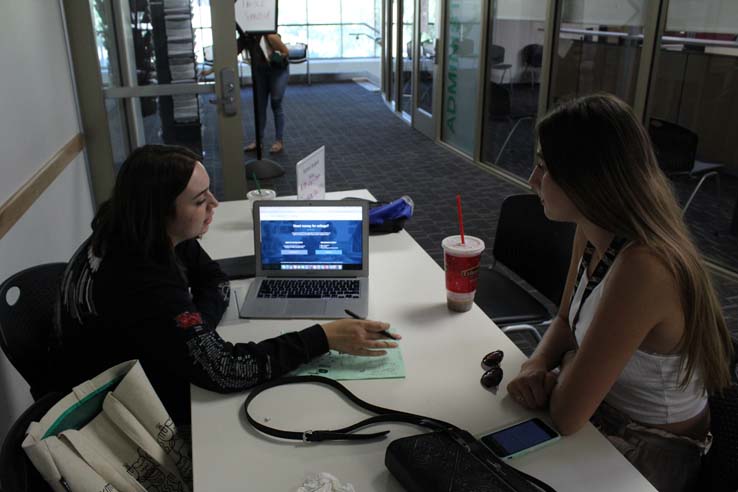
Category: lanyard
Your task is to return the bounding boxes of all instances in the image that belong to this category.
[569,236,629,342]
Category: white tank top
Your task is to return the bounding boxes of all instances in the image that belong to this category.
[568,253,707,425]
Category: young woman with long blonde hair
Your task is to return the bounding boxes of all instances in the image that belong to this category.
[507,94,733,491]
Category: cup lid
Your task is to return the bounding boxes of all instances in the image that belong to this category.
[441,235,485,256]
[247,189,276,199]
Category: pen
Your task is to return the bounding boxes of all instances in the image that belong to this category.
[344,309,395,339]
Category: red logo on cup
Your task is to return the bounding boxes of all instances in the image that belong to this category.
[445,253,482,293]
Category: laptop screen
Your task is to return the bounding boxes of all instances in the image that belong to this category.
[259,205,364,271]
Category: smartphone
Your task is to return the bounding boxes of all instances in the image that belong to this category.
[479,418,560,459]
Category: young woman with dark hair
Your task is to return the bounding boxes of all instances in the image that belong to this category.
[507,94,733,491]
[55,145,398,425]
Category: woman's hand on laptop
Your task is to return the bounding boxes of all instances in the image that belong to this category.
[322,319,400,356]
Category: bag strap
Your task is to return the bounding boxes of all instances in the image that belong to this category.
[569,236,629,341]
[244,376,558,492]
[244,375,452,442]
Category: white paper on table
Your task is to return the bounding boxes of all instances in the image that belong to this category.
[296,146,326,200]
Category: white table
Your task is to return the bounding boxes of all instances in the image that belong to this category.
[192,190,654,491]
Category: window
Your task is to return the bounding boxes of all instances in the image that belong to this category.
[278,0,381,58]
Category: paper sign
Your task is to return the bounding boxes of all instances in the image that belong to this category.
[235,0,278,34]
[296,146,326,200]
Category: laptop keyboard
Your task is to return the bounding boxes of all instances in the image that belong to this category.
[257,279,360,299]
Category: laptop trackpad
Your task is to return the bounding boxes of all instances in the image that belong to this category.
[285,299,328,317]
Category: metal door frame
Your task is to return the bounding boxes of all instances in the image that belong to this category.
[63,0,246,204]
[411,0,442,138]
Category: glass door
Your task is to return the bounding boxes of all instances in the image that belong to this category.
[480,0,547,180]
[88,0,245,200]
[412,0,439,138]
[399,0,414,119]
[441,0,484,155]
[388,0,398,109]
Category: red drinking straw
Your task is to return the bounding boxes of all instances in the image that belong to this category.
[456,194,465,244]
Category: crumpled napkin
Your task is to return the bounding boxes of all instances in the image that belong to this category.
[297,472,356,492]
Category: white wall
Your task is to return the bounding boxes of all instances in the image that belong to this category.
[0,1,95,444]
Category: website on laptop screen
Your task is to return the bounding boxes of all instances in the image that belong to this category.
[259,206,364,271]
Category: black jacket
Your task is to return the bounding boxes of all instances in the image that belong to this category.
[54,238,328,424]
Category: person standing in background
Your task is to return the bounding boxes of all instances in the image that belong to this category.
[243,33,290,154]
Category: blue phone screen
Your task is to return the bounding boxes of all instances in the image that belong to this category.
[483,420,555,455]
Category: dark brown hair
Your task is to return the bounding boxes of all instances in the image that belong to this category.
[91,144,201,264]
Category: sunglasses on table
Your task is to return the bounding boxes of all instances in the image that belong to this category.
[480,350,504,388]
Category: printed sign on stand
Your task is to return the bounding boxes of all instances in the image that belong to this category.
[296,146,326,200]
[235,0,278,34]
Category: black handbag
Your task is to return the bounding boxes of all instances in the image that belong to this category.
[244,375,557,492]
[269,51,289,69]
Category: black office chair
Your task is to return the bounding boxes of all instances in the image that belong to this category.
[698,337,738,491]
[286,42,310,85]
[521,44,543,87]
[475,194,576,327]
[489,44,512,91]
[648,118,723,214]
[487,81,534,165]
[0,391,63,492]
[0,263,67,400]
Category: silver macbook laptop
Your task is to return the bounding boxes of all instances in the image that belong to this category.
[239,200,369,319]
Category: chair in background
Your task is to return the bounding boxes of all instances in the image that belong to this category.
[489,44,513,94]
[648,118,723,214]
[0,263,67,400]
[286,42,310,85]
[0,391,63,492]
[487,81,534,165]
[521,44,543,87]
[475,194,576,354]
[417,41,436,109]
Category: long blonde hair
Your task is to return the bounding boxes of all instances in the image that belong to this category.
[537,93,733,393]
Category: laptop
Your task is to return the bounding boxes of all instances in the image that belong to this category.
[239,200,369,319]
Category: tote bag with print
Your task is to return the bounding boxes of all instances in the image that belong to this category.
[22,360,192,492]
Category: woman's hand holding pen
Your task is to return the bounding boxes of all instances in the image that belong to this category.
[321,319,401,357]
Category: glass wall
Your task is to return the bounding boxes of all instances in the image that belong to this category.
[647,0,738,271]
[400,0,414,116]
[278,0,382,58]
[378,0,738,274]
[549,0,646,106]
[390,0,398,105]
[417,0,438,114]
[481,0,546,179]
[442,0,483,155]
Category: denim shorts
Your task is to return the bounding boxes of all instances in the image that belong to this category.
[591,402,710,492]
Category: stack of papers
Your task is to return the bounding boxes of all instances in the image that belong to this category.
[163,0,198,123]
[172,94,199,122]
